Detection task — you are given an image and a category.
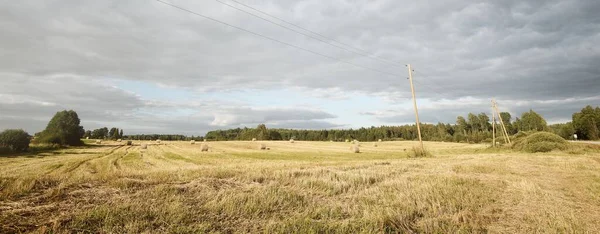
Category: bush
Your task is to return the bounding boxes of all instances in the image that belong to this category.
[407,146,432,158]
[0,129,31,152]
[512,131,531,140]
[512,132,568,153]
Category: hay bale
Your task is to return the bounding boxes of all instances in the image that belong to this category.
[259,143,266,150]
[203,139,207,142]
[378,139,382,142]
[290,139,294,143]
[141,143,147,149]
[252,138,257,142]
[512,132,568,153]
[351,145,360,153]
[117,139,122,142]
[353,140,359,144]
[126,140,132,146]
[345,139,350,143]
[156,139,161,144]
[190,140,196,145]
[86,137,89,139]
[330,140,334,142]
[200,144,209,152]
[95,140,102,144]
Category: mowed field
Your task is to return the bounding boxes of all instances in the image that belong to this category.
[1,140,600,233]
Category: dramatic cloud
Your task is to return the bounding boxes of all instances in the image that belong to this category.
[0,0,598,134]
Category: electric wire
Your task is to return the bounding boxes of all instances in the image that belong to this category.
[155,0,403,77]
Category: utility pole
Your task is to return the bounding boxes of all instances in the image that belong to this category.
[493,100,511,144]
[407,64,424,151]
[492,99,496,147]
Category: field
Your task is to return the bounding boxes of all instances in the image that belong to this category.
[1,140,600,233]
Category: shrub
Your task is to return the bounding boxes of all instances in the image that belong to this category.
[407,146,432,158]
[512,132,568,153]
[0,129,31,152]
[512,131,531,140]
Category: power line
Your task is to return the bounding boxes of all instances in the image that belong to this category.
[155,0,402,77]
[215,0,405,68]
[412,69,452,96]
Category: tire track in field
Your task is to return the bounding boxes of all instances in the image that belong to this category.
[63,145,124,173]
[110,146,134,171]
[161,144,204,165]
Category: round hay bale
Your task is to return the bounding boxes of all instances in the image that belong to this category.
[290,139,294,143]
[378,139,382,142]
[190,140,196,144]
[351,145,360,153]
[345,139,350,143]
[330,140,334,142]
[252,138,257,142]
[200,144,209,152]
[203,139,207,142]
[156,139,161,144]
[95,140,102,144]
[126,140,132,146]
[86,137,89,140]
[117,139,122,142]
[141,143,148,149]
[259,143,266,150]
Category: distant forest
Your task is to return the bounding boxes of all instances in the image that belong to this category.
[81,105,599,143]
[204,105,600,143]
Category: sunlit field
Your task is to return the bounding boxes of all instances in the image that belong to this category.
[1,140,600,233]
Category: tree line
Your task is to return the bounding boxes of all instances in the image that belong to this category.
[123,134,204,141]
[205,105,600,142]
[83,127,124,140]
[1,105,598,153]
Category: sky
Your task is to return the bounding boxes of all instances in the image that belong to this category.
[1,0,599,135]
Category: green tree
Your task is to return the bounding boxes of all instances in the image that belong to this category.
[518,110,547,132]
[83,130,92,139]
[498,112,514,134]
[38,110,85,146]
[467,113,479,133]
[256,124,269,140]
[0,129,31,152]
[91,127,109,139]
[572,105,600,140]
[549,122,576,140]
[477,113,491,132]
[456,116,469,134]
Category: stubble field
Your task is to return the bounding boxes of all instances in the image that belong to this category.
[1,140,600,233]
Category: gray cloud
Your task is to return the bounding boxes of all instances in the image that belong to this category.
[364,96,600,124]
[1,0,599,133]
[0,73,339,134]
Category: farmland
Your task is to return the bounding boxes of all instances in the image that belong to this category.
[1,140,600,233]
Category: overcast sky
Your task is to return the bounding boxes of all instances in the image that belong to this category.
[1,0,599,135]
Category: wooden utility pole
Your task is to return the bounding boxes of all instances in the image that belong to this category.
[493,100,511,144]
[407,64,424,151]
[492,99,496,147]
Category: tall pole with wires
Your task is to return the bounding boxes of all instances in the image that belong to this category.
[492,99,496,147]
[493,100,511,144]
[407,64,424,151]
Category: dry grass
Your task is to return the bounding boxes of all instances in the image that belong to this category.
[1,140,599,233]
